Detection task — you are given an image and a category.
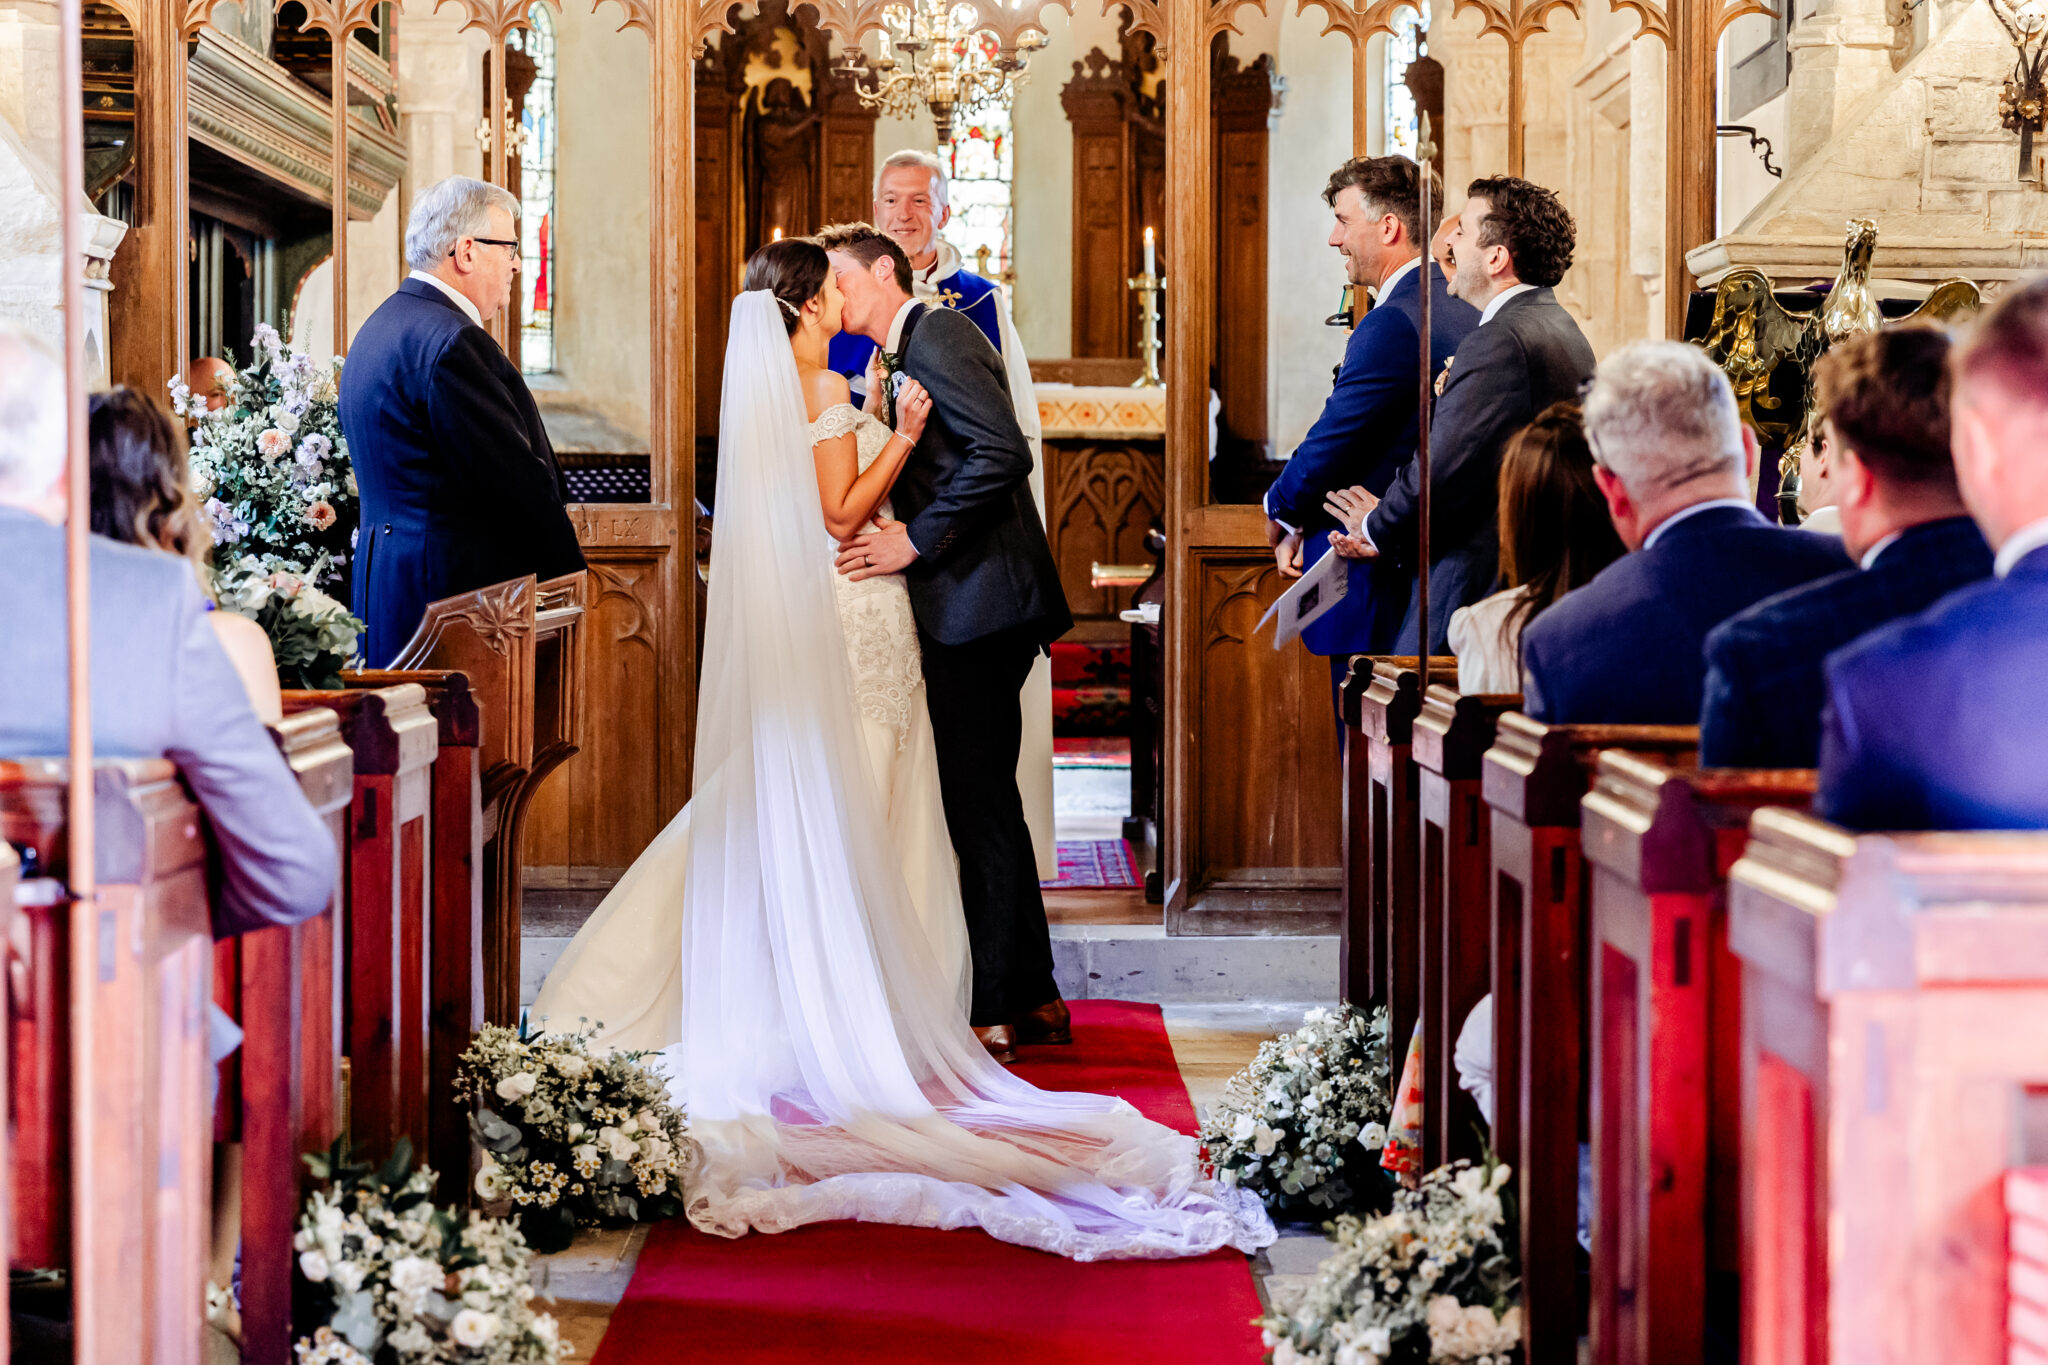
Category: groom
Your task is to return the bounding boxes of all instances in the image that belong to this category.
[817,222,1073,1064]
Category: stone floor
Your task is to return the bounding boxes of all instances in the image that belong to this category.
[525,1001,1342,1357]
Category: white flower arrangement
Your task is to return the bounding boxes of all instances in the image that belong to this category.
[456,1023,701,1253]
[1201,1005,1393,1215]
[292,1138,570,1365]
[1259,1154,1522,1365]
[174,325,364,686]
[212,554,365,690]
[174,323,357,587]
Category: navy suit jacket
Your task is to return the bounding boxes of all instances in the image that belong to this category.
[1521,504,1851,724]
[1366,285,1597,653]
[339,280,586,666]
[1263,262,1478,656]
[892,303,1072,648]
[1817,542,2048,830]
[0,508,335,938]
[1700,516,1992,768]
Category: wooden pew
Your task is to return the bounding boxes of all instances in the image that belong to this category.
[1481,715,1698,1365]
[343,669,485,1193]
[1413,684,1521,1170]
[1,759,214,1364]
[1579,754,1815,1365]
[1341,656,1457,1073]
[211,708,353,1365]
[389,572,585,1024]
[1729,815,2048,1365]
[280,685,438,1161]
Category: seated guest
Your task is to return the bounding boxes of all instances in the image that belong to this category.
[88,387,283,724]
[1445,403,1623,693]
[0,323,334,936]
[1819,280,2048,829]
[1330,177,1598,652]
[1701,330,1990,768]
[1796,423,1842,536]
[1520,341,1850,724]
[1264,155,1477,702]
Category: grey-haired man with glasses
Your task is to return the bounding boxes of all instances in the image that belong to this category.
[340,174,585,665]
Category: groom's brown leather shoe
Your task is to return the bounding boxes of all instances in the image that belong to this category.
[1014,996,1073,1046]
[974,1024,1019,1065]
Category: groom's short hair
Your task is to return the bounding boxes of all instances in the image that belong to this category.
[816,222,913,295]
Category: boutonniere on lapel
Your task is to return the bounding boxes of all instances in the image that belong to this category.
[1433,354,1454,398]
[877,348,906,425]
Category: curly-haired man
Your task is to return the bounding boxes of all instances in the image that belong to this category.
[1324,175,1597,653]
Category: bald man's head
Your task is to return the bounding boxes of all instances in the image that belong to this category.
[187,357,235,413]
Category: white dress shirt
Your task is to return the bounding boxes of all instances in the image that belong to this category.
[1368,254,1423,305]
[1995,515,2048,577]
[1858,529,1903,571]
[407,270,482,327]
[1641,496,1757,552]
[884,296,920,355]
[1478,281,1538,327]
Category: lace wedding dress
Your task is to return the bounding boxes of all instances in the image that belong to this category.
[528,291,1274,1262]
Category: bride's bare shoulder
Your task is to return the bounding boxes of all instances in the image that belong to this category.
[796,363,852,421]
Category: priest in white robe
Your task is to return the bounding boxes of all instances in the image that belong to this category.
[832,149,1057,880]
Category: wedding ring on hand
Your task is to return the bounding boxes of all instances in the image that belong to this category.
[865,555,873,567]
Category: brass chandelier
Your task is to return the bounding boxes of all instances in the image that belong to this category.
[840,1,1047,147]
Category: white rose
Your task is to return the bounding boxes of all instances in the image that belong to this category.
[555,1054,589,1080]
[297,1249,331,1282]
[636,1109,663,1132]
[450,1308,499,1348]
[1252,1123,1283,1156]
[271,408,301,434]
[494,1071,538,1101]
[620,1116,640,1136]
[602,1126,638,1161]
[1231,1112,1256,1143]
[1361,1121,1387,1149]
[330,1259,366,1294]
[475,1156,511,1201]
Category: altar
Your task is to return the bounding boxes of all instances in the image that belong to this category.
[1031,366,1189,642]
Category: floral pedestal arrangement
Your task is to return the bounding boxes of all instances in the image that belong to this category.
[456,1024,699,1253]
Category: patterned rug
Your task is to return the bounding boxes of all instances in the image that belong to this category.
[1054,737,1132,769]
[1041,839,1139,890]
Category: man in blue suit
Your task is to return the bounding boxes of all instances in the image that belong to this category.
[1701,328,1990,768]
[1262,156,1478,711]
[339,176,585,666]
[1818,279,2048,829]
[1520,341,1850,724]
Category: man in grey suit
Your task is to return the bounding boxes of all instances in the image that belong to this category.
[0,325,334,937]
[1329,176,1598,653]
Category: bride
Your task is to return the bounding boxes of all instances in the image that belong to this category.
[529,239,1274,1261]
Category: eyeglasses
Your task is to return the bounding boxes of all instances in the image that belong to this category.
[456,237,521,256]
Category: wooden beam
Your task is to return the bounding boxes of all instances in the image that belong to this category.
[111,0,191,391]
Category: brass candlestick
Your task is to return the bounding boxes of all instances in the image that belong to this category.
[1127,270,1165,389]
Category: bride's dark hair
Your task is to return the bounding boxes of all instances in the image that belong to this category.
[743,238,830,336]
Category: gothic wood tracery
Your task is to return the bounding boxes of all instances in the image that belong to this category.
[1210,46,1281,466]
[1061,29,1164,357]
[1613,0,1780,334]
[1450,0,1582,175]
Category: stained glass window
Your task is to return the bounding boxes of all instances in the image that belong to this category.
[512,6,557,374]
[1383,3,1428,160]
[938,81,1014,286]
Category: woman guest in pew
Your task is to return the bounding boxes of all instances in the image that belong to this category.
[86,383,283,1347]
[88,387,283,725]
[1428,402,1623,693]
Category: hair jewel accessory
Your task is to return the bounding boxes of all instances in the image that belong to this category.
[776,297,802,321]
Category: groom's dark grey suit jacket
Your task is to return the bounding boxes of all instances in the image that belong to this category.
[892,302,1072,648]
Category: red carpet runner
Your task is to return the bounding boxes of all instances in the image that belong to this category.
[589,1001,1266,1364]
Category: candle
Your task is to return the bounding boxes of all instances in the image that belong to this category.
[1142,226,1156,277]
[771,227,783,242]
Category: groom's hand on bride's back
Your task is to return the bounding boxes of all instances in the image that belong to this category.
[837,516,920,580]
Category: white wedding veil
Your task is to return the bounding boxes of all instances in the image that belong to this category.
[553,289,1273,1260]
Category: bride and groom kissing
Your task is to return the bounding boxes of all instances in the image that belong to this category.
[530,225,1274,1260]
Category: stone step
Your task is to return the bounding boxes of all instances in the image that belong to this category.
[520,924,1337,1012]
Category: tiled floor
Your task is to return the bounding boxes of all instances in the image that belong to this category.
[528,1002,1338,1356]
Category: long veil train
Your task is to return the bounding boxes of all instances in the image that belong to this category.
[536,291,1273,1261]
